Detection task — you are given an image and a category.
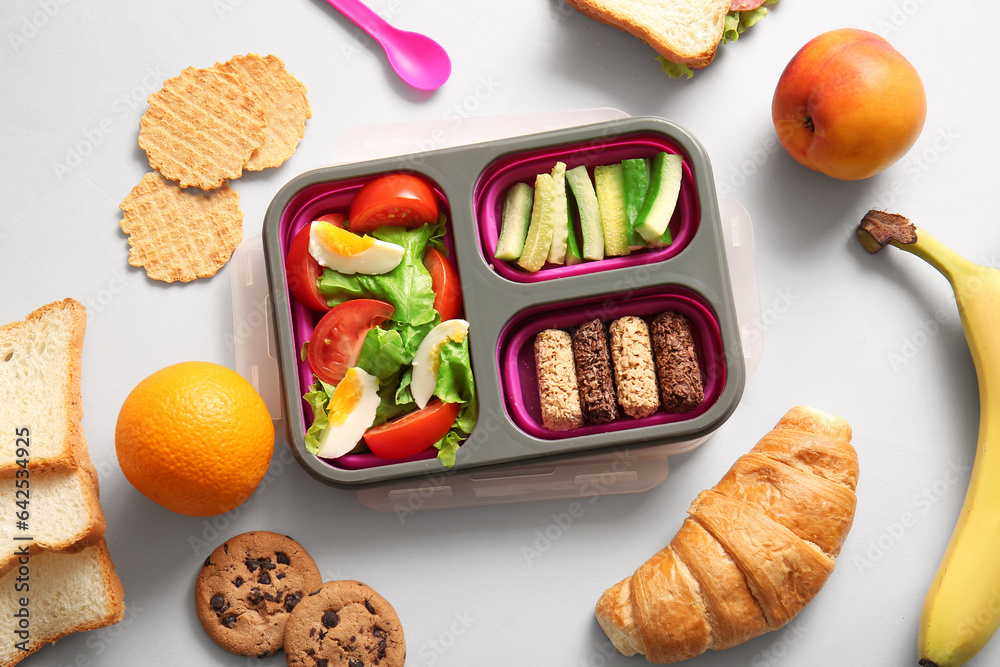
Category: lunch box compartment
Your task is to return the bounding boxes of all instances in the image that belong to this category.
[498,286,725,440]
[277,173,456,402]
[474,132,700,283]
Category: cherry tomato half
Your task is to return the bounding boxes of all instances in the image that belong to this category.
[286,222,329,312]
[349,173,439,234]
[307,299,394,386]
[423,247,463,322]
[363,400,461,460]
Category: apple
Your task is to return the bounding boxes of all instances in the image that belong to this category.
[772,28,926,181]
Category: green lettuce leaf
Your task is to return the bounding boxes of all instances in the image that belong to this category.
[303,378,336,455]
[655,56,694,80]
[316,222,444,327]
[431,336,478,468]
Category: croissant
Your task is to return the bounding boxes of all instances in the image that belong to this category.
[595,406,859,663]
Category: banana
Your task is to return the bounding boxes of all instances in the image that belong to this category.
[857,210,1000,667]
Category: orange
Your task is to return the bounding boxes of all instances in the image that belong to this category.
[115,361,275,517]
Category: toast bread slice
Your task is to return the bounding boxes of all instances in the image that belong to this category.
[0,299,89,476]
[0,539,124,667]
[565,0,733,68]
[0,463,106,577]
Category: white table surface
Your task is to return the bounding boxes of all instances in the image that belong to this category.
[3,0,997,665]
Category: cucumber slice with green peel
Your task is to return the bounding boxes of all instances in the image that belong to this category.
[622,158,650,249]
[516,173,557,272]
[594,164,630,257]
[566,165,603,261]
[494,182,534,261]
[564,181,583,266]
[546,162,570,265]
[635,152,683,244]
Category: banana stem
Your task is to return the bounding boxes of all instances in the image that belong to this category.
[857,209,979,286]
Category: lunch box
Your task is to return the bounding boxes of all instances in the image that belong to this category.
[233,109,763,511]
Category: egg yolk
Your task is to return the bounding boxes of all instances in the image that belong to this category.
[312,221,376,257]
[326,368,365,425]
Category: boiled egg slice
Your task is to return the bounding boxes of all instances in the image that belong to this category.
[410,319,470,409]
[308,219,404,275]
[315,367,380,459]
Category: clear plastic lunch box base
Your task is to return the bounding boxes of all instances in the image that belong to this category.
[231,109,762,512]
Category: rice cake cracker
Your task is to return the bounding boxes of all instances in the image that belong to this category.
[119,171,243,283]
[138,66,265,190]
[215,54,311,171]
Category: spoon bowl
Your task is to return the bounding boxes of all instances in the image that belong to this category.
[325,0,451,91]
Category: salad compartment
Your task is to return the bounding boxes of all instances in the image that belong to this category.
[262,116,747,488]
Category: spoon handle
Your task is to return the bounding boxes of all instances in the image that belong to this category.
[324,0,389,43]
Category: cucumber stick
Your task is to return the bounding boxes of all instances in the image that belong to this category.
[635,152,683,244]
[546,162,570,265]
[594,164,630,257]
[622,158,650,249]
[494,182,534,261]
[564,193,583,266]
[566,165,604,261]
[516,173,556,272]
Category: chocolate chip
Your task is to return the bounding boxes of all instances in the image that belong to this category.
[276,551,290,565]
[258,571,271,585]
[316,660,328,667]
[210,593,226,611]
[223,544,229,554]
[260,559,276,571]
[365,599,376,614]
[284,591,303,613]
[322,610,340,628]
[373,625,387,658]
[220,614,237,628]
[233,576,244,588]
[245,558,260,571]
[203,557,213,567]
[277,572,286,580]
[247,588,264,605]
[349,659,364,667]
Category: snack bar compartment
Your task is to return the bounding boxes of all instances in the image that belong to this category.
[473,132,701,283]
[498,286,726,441]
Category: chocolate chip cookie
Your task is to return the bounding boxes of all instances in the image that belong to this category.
[195,531,322,657]
[284,580,406,667]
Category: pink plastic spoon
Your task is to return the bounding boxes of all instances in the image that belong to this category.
[325,0,451,91]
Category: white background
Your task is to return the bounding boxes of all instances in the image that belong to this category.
[1,0,996,665]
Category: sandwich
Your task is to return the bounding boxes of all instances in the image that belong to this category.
[564,0,777,78]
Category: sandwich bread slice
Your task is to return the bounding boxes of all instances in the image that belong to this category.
[565,0,776,77]
[565,0,734,68]
[0,540,125,667]
[0,299,88,475]
[0,464,107,577]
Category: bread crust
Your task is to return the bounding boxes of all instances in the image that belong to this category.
[0,540,124,667]
[0,298,89,476]
[595,406,859,661]
[564,0,733,68]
